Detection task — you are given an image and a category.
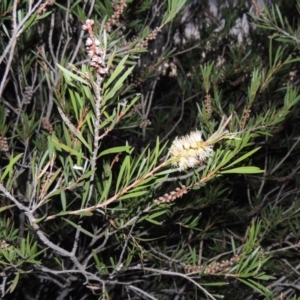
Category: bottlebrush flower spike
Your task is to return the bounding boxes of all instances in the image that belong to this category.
[169,130,213,171]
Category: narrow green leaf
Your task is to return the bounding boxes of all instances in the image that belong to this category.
[103,66,135,103]
[109,256,116,267]
[225,147,261,169]
[73,211,93,216]
[136,158,147,178]
[63,218,95,238]
[56,63,89,85]
[98,145,132,158]
[79,169,95,181]
[57,107,92,152]
[103,55,128,89]
[237,278,272,297]
[99,170,112,202]
[201,282,229,286]
[36,11,52,20]
[60,190,67,211]
[9,271,19,293]
[116,155,130,192]
[138,209,167,223]
[1,153,23,181]
[134,236,165,242]
[220,166,264,174]
[0,248,10,262]
[144,217,161,225]
[98,111,116,130]
[118,190,147,200]
[33,214,48,224]
[93,250,102,267]
[1,24,10,38]
[191,247,197,265]
[44,188,64,202]
[255,274,276,280]
[275,5,284,28]
[22,13,37,32]
[0,204,15,212]
[80,180,91,208]
[69,89,78,120]
[231,236,236,255]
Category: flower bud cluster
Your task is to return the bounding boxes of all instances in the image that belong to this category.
[23,86,33,105]
[138,26,162,49]
[0,239,11,250]
[105,0,127,32]
[240,108,251,130]
[82,19,108,76]
[0,135,9,152]
[41,117,54,134]
[154,186,188,205]
[139,119,151,128]
[185,254,240,275]
[169,130,213,171]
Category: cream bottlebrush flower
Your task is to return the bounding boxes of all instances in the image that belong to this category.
[169,130,213,170]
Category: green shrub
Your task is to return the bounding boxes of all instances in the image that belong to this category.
[1,0,300,299]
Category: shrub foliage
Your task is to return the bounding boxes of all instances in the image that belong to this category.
[0,0,300,299]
